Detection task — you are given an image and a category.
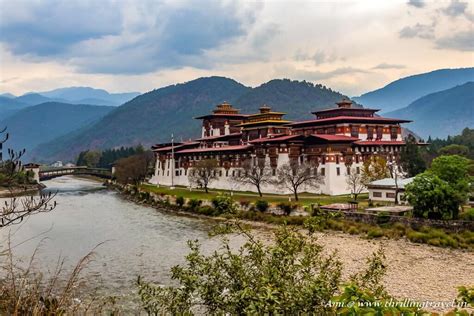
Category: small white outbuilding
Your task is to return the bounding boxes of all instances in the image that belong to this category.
[367,177,414,204]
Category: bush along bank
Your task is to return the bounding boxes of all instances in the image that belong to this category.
[109,182,474,251]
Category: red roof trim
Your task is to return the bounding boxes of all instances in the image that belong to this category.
[288,116,411,126]
[153,142,200,152]
[194,113,249,119]
[309,134,360,141]
[176,145,253,154]
[312,107,380,114]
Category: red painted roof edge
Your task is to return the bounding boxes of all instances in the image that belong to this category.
[176,144,253,154]
[288,116,412,126]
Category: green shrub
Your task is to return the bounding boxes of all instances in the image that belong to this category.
[367,228,384,239]
[255,200,269,213]
[211,194,236,215]
[347,226,360,235]
[460,208,474,221]
[187,198,202,211]
[277,202,298,216]
[376,212,391,224]
[197,206,217,216]
[175,196,185,207]
[284,216,306,226]
[407,231,427,243]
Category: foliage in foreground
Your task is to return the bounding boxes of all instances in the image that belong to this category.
[0,241,117,315]
[405,154,472,220]
[137,222,424,315]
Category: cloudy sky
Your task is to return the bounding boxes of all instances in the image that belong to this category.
[0,0,472,96]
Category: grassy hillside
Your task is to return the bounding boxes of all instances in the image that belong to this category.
[354,68,474,112]
[386,82,474,139]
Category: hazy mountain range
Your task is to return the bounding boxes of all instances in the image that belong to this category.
[1,67,473,163]
[30,77,353,162]
[386,82,474,139]
[0,102,113,161]
[0,87,140,118]
[353,67,474,113]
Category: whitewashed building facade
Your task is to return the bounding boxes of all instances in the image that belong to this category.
[149,100,410,195]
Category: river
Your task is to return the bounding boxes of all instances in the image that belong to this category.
[1,176,473,313]
[0,176,246,310]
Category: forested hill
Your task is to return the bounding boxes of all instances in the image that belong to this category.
[386,82,474,139]
[0,102,113,161]
[235,79,353,119]
[354,68,474,112]
[32,77,352,162]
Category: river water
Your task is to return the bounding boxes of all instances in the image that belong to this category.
[2,176,473,313]
[0,176,246,309]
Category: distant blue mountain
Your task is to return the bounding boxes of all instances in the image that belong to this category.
[15,93,68,105]
[0,96,30,118]
[0,102,113,161]
[386,82,474,139]
[354,68,474,113]
[0,93,16,99]
[39,87,140,106]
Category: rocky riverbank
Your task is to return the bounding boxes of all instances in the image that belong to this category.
[316,230,474,313]
[111,182,473,313]
[0,183,45,198]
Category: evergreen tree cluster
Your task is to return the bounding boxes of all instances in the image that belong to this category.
[425,128,474,160]
[76,145,145,168]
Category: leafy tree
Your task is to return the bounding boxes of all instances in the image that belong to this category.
[137,222,422,315]
[76,150,101,168]
[188,159,219,193]
[429,155,471,187]
[345,167,365,201]
[273,162,323,201]
[233,158,272,197]
[439,144,469,157]
[404,172,463,219]
[211,194,236,214]
[425,128,474,161]
[114,151,154,186]
[400,136,426,177]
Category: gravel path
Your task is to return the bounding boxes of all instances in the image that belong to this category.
[314,231,474,312]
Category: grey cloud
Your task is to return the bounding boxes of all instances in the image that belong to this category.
[407,0,425,8]
[294,50,338,65]
[435,31,474,51]
[399,23,435,39]
[278,65,371,81]
[372,63,406,69]
[442,0,468,17]
[0,0,264,74]
[0,0,123,56]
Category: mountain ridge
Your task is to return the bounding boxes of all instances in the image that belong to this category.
[353,67,474,112]
[32,76,353,162]
[386,82,474,139]
[1,102,113,162]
